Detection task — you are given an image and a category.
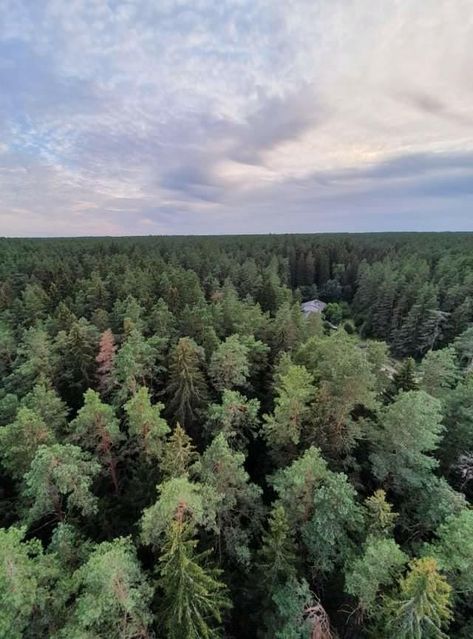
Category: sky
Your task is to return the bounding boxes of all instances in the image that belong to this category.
[0,0,472,237]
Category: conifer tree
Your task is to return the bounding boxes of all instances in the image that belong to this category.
[62,537,153,639]
[258,505,297,589]
[364,489,398,537]
[205,389,260,449]
[23,443,100,523]
[21,383,68,436]
[194,434,262,564]
[392,357,418,394]
[0,407,55,479]
[209,334,250,392]
[0,526,43,639]
[370,390,444,491]
[165,337,208,428]
[158,519,231,639]
[125,386,169,460]
[96,328,116,394]
[70,389,122,493]
[263,363,314,455]
[419,347,459,400]
[383,558,452,639]
[161,423,198,478]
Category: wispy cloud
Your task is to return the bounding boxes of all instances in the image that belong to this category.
[0,0,472,236]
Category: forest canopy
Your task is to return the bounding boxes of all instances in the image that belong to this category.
[0,232,472,638]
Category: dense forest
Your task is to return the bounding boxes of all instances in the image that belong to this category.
[0,232,472,638]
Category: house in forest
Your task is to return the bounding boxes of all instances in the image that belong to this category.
[301,299,327,316]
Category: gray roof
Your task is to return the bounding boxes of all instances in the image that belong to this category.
[301,299,327,316]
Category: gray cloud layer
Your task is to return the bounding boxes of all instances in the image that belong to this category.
[0,0,472,236]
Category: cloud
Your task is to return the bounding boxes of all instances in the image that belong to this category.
[0,0,472,236]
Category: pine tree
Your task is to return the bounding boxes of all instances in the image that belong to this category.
[263,363,314,455]
[70,389,122,493]
[141,476,218,547]
[420,347,459,399]
[364,490,398,537]
[21,384,68,436]
[63,537,153,639]
[0,407,55,479]
[111,327,163,404]
[0,526,43,639]
[125,386,169,461]
[345,537,407,616]
[209,335,250,392]
[157,519,231,639]
[205,389,260,450]
[194,434,262,564]
[23,444,100,523]
[370,391,444,491]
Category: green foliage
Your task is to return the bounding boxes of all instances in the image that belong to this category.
[141,476,218,547]
[125,386,169,460]
[0,526,43,639]
[297,331,377,457]
[370,390,444,491]
[23,444,100,522]
[70,389,122,491]
[258,505,297,589]
[302,472,363,574]
[111,328,164,403]
[0,234,472,638]
[425,510,473,596]
[194,433,262,564]
[420,347,459,399]
[382,557,452,639]
[392,357,418,394]
[263,363,314,451]
[364,489,398,537]
[205,389,260,449]
[21,384,69,435]
[165,337,208,427]
[157,520,231,639]
[0,407,55,479]
[209,334,250,391]
[160,423,198,478]
[271,447,328,527]
[62,537,153,639]
[345,537,407,614]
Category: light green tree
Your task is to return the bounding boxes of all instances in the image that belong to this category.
[383,557,452,639]
[125,386,169,460]
[141,476,218,548]
[205,389,260,449]
[263,363,314,455]
[70,389,122,493]
[194,433,262,564]
[61,537,153,639]
[0,407,55,479]
[370,390,444,491]
[345,537,407,615]
[209,334,250,392]
[23,443,100,523]
[160,423,198,479]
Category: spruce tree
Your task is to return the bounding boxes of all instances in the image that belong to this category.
[165,337,208,428]
[158,519,231,639]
